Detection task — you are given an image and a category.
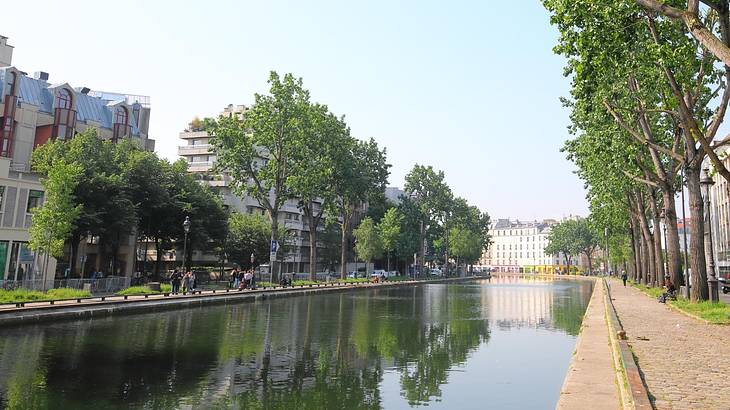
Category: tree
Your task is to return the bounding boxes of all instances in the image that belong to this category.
[571,218,601,274]
[28,161,83,278]
[288,103,350,280]
[405,165,453,272]
[225,213,276,270]
[208,71,310,282]
[353,217,383,275]
[448,226,483,273]
[32,129,137,276]
[377,208,403,272]
[329,138,390,279]
[545,221,576,273]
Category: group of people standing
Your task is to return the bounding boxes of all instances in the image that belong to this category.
[169,269,196,294]
[230,267,256,290]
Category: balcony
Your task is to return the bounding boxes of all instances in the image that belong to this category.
[178,144,212,156]
[187,161,214,172]
[179,131,209,139]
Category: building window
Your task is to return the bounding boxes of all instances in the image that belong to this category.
[115,107,128,126]
[0,186,4,212]
[56,89,72,109]
[27,190,43,212]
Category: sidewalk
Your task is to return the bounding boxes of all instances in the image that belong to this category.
[557,281,621,410]
[609,282,730,409]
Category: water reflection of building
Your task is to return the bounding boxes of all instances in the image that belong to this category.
[479,276,590,335]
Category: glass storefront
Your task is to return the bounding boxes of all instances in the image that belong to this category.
[0,241,7,280]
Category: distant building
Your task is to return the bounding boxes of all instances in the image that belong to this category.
[0,35,154,282]
[384,187,406,204]
[480,217,585,273]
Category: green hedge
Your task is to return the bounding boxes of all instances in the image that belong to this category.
[116,284,172,296]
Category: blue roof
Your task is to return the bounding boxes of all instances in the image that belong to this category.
[1,67,141,135]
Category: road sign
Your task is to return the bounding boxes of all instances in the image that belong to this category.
[270,240,279,253]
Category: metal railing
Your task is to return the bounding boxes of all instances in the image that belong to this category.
[0,276,130,294]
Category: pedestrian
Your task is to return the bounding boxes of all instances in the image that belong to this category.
[182,270,192,293]
[232,267,240,289]
[170,269,181,294]
[621,269,628,287]
[244,270,253,289]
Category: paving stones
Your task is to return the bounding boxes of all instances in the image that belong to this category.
[610,283,730,410]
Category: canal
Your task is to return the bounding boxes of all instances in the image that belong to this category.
[0,277,592,409]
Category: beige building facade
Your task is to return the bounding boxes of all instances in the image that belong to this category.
[0,35,154,282]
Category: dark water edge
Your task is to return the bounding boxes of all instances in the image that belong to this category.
[0,277,592,409]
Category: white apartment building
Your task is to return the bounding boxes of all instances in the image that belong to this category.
[480,218,576,273]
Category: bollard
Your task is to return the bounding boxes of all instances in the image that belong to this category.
[124,295,128,300]
[213,290,216,294]
[50,300,54,305]
[145,295,149,299]
[101,297,105,301]
[77,299,81,303]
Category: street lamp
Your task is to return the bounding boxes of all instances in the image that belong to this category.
[182,216,191,272]
[700,168,719,302]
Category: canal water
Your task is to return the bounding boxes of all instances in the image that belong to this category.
[0,277,592,409]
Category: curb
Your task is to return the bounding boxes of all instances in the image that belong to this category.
[603,279,653,409]
[0,276,484,327]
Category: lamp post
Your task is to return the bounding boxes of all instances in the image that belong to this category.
[700,168,719,302]
[680,164,691,299]
[182,216,191,273]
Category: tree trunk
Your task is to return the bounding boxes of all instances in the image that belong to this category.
[686,164,709,301]
[636,195,656,286]
[70,234,80,278]
[662,190,683,288]
[339,207,352,280]
[154,237,162,277]
[306,206,318,281]
[629,218,640,282]
[649,193,666,286]
[270,210,280,284]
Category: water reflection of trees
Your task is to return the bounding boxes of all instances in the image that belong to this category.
[0,280,589,409]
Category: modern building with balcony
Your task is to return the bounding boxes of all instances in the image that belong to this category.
[0,35,155,283]
[178,105,318,273]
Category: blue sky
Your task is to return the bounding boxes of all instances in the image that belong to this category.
[2,0,588,220]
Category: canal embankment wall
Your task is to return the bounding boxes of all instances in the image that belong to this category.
[556,278,652,410]
[0,276,485,327]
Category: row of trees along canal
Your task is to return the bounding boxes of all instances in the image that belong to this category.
[29,71,490,282]
[206,72,490,281]
[542,0,730,301]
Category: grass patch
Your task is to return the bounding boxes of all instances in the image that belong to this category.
[292,280,320,286]
[670,299,730,325]
[627,279,730,325]
[116,284,172,296]
[387,276,413,282]
[0,287,91,303]
[258,282,277,288]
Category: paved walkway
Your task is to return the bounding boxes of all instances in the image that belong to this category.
[609,281,730,409]
[557,281,621,410]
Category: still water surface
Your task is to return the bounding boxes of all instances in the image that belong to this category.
[0,277,592,409]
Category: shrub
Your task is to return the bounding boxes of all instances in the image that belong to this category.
[0,288,91,304]
[292,280,319,286]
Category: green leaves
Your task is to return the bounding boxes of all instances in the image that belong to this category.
[354,217,383,263]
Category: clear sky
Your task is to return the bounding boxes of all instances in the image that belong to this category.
[2,0,588,220]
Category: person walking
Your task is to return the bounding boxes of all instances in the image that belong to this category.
[182,270,192,293]
[170,269,182,294]
[621,269,628,287]
[232,268,240,289]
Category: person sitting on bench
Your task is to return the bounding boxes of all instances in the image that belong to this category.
[658,278,677,303]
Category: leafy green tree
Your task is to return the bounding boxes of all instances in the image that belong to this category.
[377,208,403,272]
[225,213,276,269]
[354,217,383,276]
[288,103,350,280]
[329,138,390,279]
[405,165,453,271]
[207,71,309,282]
[28,161,83,265]
[448,226,482,272]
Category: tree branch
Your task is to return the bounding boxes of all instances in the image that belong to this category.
[603,100,684,161]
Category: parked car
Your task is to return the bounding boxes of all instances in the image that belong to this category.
[430,268,443,276]
[347,271,359,278]
[370,269,393,278]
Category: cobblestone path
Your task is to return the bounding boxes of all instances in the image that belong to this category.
[609,282,730,410]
